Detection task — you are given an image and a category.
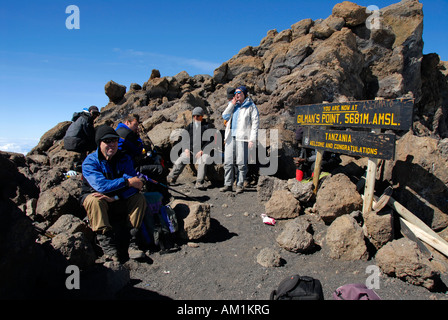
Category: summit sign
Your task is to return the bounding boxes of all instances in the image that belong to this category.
[303,128,396,160]
[295,98,414,130]
[295,98,414,213]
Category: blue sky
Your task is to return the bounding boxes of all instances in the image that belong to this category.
[1,0,447,154]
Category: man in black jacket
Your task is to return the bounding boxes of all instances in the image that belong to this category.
[63,106,100,154]
[167,107,214,190]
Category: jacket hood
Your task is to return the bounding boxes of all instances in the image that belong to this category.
[116,122,130,131]
[71,110,90,122]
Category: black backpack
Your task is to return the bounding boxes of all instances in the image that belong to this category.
[270,274,324,300]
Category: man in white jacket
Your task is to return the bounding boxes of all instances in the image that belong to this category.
[220,86,259,193]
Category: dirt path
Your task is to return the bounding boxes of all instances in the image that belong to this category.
[118,179,447,301]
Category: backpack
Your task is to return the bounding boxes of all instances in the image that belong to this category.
[333,284,381,300]
[270,274,324,300]
[141,192,179,253]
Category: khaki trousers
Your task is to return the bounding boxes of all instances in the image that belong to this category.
[83,193,147,234]
[168,151,210,182]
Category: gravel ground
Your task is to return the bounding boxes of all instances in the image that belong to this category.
[115,178,448,301]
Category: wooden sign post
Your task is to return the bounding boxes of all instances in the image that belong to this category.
[296,98,414,213]
[363,128,380,214]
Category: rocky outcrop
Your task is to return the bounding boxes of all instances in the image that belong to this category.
[2,0,448,295]
[384,132,448,231]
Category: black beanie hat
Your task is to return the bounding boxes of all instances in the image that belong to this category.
[95,125,119,146]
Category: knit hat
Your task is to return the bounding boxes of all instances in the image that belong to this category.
[95,125,120,146]
[88,105,100,114]
[236,85,248,97]
[192,107,204,116]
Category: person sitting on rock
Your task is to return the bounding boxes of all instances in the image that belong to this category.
[115,113,170,201]
[167,107,214,190]
[63,106,100,155]
[80,125,147,263]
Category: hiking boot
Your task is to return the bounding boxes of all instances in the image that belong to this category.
[195,180,206,190]
[167,175,177,185]
[129,228,145,260]
[96,232,119,262]
[236,185,244,194]
[220,185,232,192]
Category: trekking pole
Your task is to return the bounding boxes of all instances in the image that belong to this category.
[137,172,202,202]
[34,226,55,238]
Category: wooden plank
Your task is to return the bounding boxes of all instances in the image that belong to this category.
[303,128,396,160]
[400,218,448,258]
[295,98,414,130]
[371,194,448,251]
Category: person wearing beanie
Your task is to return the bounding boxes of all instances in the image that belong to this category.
[81,125,147,262]
[167,107,215,190]
[63,105,100,155]
[221,85,259,194]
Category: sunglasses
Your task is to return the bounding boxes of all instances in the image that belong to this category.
[102,138,118,144]
[235,90,243,95]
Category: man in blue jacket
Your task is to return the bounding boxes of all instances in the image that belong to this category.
[81,125,147,262]
[115,113,170,201]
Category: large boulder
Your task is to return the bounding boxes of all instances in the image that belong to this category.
[256,175,288,203]
[28,121,71,155]
[265,190,301,220]
[276,217,314,253]
[325,215,369,261]
[332,1,369,27]
[375,238,441,290]
[36,176,84,223]
[287,178,314,203]
[172,199,211,241]
[47,214,94,242]
[50,231,96,270]
[315,173,363,223]
[105,80,126,103]
[362,209,394,250]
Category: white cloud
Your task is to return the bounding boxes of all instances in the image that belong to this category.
[113,48,220,74]
[0,138,39,155]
